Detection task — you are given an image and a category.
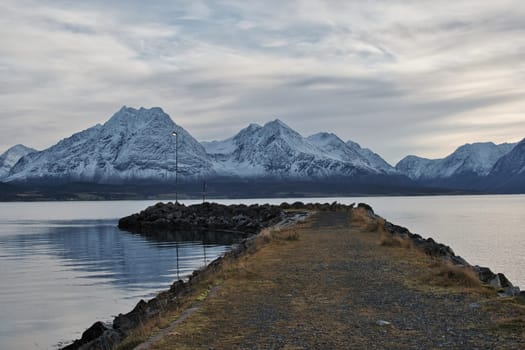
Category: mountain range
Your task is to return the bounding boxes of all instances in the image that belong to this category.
[0,106,523,196]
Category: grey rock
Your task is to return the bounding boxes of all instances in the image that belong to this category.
[502,286,521,297]
[489,273,513,289]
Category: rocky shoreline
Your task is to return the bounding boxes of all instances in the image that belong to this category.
[63,201,314,350]
[358,203,524,298]
[61,201,523,350]
[117,202,286,237]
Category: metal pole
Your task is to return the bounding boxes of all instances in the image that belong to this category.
[172,130,179,203]
[175,132,178,203]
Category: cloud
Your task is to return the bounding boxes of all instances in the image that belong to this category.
[1,0,525,164]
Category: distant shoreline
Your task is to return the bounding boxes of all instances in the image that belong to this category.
[0,182,503,202]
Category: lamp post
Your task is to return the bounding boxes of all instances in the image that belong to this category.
[172,130,178,203]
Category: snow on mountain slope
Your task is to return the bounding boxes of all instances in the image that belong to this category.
[205,120,392,178]
[396,142,516,180]
[484,138,525,192]
[202,124,261,156]
[490,138,525,176]
[306,133,363,162]
[227,119,334,177]
[205,119,323,176]
[0,144,36,180]
[306,133,396,174]
[201,138,236,155]
[395,155,435,180]
[345,140,396,174]
[6,111,396,183]
[7,107,213,184]
[8,105,518,189]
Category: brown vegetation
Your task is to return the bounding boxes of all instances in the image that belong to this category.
[379,231,414,249]
[426,260,483,288]
[111,209,524,350]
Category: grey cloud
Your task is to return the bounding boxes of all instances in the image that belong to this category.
[1,0,525,163]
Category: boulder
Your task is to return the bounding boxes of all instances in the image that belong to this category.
[474,266,496,283]
[489,273,513,289]
[357,203,374,214]
[61,321,111,350]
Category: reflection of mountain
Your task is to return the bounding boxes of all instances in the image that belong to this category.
[0,221,231,291]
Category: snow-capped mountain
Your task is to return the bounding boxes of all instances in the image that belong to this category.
[394,155,434,180]
[486,138,525,191]
[306,133,396,174]
[345,140,397,174]
[4,105,521,193]
[7,107,212,184]
[6,109,398,185]
[0,144,36,180]
[203,120,394,178]
[396,142,516,181]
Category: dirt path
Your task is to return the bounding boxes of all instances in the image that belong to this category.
[138,210,524,350]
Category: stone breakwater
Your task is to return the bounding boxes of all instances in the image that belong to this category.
[62,201,320,350]
[118,202,285,236]
[61,201,522,350]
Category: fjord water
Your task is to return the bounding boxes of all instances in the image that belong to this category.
[0,196,524,349]
[0,201,233,350]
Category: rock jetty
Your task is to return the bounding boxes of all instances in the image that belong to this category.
[61,201,522,350]
[118,202,285,236]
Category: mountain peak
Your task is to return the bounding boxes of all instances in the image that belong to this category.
[115,106,167,117]
[6,144,35,153]
[0,144,37,179]
[105,106,174,132]
[6,106,211,184]
[264,118,291,129]
[396,140,518,181]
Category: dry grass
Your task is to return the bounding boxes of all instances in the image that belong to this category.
[379,231,414,249]
[253,225,303,246]
[425,260,483,289]
[350,207,382,232]
[114,211,525,349]
[115,314,172,350]
[116,337,146,350]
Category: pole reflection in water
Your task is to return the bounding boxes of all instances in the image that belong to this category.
[176,242,180,281]
[204,244,207,266]
[0,220,234,350]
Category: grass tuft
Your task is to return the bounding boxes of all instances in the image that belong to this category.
[350,207,381,232]
[379,231,413,249]
[196,287,210,302]
[426,261,482,288]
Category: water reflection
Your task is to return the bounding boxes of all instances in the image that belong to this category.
[0,220,232,350]
[0,222,231,290]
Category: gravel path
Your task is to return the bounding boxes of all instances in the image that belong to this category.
[146,210,525,350]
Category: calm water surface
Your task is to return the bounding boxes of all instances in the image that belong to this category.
[0,195,524,349]
[0,201,233,350]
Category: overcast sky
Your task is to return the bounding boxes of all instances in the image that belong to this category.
[1,0,525,164]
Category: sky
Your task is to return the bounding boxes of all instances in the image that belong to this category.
[1,0,525,164]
